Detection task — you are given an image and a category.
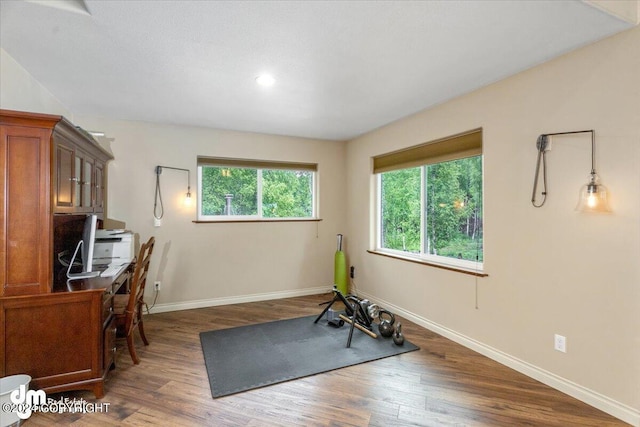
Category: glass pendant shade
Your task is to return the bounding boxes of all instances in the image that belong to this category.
[576,173,610,213]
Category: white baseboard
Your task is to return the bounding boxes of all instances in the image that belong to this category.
[147,286,330,314]
[357,291,639,427]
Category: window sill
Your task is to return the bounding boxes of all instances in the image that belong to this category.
[193,218,322,224]
[367,250,488,277]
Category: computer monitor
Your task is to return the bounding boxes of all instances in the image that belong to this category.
[66,214,99,279]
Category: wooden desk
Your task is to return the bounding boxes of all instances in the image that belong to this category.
[0,265,130,398]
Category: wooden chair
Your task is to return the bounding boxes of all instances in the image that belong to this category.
[114,236,155,364]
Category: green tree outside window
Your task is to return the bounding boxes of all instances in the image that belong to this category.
[380,156,483,263]
[200,166,314,218]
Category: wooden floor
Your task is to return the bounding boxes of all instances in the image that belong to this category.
[28,293,627,426]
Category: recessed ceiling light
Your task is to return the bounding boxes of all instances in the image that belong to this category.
[255,74,276,87]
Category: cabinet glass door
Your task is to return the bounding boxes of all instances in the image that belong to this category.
[95,162,105,211]
[83,158,93,208]
[74,155,82,208]
[55,143,74,207]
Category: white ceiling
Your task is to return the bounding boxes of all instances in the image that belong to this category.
[0,0,633,141]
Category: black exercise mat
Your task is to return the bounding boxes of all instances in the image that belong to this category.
[199,314,419,398]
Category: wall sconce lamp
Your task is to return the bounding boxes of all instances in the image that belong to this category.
[153,165,192,220]
[531,129,610,212]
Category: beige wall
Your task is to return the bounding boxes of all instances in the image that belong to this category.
[346,25,640,419]
[73,116,347,309]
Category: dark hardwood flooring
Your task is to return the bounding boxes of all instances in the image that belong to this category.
[28,293,627,426]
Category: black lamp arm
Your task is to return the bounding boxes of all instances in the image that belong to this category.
[538,130,596,174]
[156,165,191,192]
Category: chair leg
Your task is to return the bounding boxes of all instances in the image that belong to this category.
[127,332,140,364]
[135,302,150,346]
[138,318,149,346]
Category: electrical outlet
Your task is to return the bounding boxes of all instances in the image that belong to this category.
[554,334,566,353]
[350,266,355,278]
[154,281,161,291]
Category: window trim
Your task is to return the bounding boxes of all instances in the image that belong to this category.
[367,249,487,277]
[193,218,322,224]
[196,157,318,221]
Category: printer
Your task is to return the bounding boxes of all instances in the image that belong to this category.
[93,229,134,265]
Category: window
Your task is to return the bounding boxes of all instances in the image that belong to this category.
[374,129,483,271]
[197,157,317,220]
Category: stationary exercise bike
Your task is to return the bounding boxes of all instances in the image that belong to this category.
[314,287,381,347]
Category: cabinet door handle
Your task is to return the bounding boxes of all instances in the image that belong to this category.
[70,177,79,182]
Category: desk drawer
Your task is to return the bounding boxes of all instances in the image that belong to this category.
[102,293,113,326]
[103,316,117,372]
[113,270,129,294]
